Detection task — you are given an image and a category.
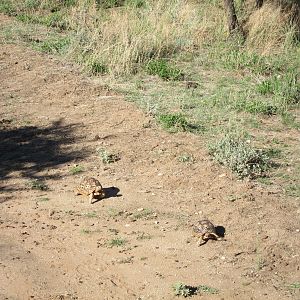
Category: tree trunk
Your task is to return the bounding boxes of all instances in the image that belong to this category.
[223,0,240,34]
[256,0,263,9]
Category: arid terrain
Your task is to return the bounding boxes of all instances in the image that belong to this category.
[1,14,300,300]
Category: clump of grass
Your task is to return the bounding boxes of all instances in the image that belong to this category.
[178,154,194,163]
[197,285,219,294]
[97,148,120,164]
[130,208,154,221]
[157,113,202,133]
[108,237,127,247]
[209,134,270,178]
[32,36,70,54]
[36,197,50,202]
[172,282,219,297]
[81,228,91,234]
[70,165,84,175]
[136,232,152,240]
[84,211,97,218]
[0,0,17,16]
[288,282,300,290]
[172,283,196,298]
[146,59,184,81]
[28,179,48,191]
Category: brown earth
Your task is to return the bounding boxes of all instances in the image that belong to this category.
[0,16,300,300]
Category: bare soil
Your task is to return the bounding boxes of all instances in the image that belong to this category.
[1,16,299,300]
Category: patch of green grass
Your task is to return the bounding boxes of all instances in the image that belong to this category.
[32,36,70,54]
[281,112,300,129]
[36,197,50,202]
[157,113,202,133]
[84,211,97,218]
[108,237,127,247]
[28,179,48,191]
[197,285,219,294]
[288,282,300,290]
[172,282,196,298]
[285,183,300,197]
[172,282,218,297]
[107,207,124,217]
[97,148,120,164]
[130,208,154,221]
[0,0,17,16]
[209,134,270,178]
[89,61,108,75]
[146,60,184,81]
[70,165,84,175]
[136,232,152,240]
[178,154,194,163]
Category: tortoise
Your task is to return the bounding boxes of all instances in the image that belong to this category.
[193,219,222,246]
[75,177,105,204]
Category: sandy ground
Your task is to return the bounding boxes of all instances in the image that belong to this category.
[0,18,300,300]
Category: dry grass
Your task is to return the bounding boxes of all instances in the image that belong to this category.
[245,2,298,54]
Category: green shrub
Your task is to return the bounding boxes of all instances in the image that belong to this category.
[146,59,184,81]
[209,134,270,178]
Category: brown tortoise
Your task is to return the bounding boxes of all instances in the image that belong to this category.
[193,219,222,246]
[75,177,105,204]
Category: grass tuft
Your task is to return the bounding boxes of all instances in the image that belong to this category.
[209,134,270,178]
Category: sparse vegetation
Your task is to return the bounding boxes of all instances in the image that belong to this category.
[146,59,183,81]
[178,154,194,164]
[108,237,127,247]
[97,148,120,164]
[209,134,270,178]
[172,282,219,297]
[28,179,48,191]
[70,165,84,175]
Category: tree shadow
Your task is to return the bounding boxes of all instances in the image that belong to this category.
[0,119,85,193]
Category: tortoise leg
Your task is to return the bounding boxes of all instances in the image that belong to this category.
[89,193,94,204]
[197,235,207,246]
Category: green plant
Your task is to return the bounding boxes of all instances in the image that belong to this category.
[108,237,127,247]
[146,60,184,81]
[81,229,91,234]
[136,232,152,240]
[89,61,108,75]
[70,165,84,174]
[84,211,97,218]
[197,285,219,294]
[36,197,50,202]
[157,113,188,132]
[288,282,300,290]
[209,134,270,178]
[178,154,194,163]
[130,208,154,220]
[0,0,17,16]
[98,148,120,164]
[172,283,196,298]
[28,179,48,190]
[32,37,70,54]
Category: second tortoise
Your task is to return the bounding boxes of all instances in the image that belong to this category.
[75,177,105,204]
[193,219,222,246]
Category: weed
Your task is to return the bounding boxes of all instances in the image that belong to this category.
[36,197,50,202]
[172,282,197,298]
[81,229,91,234]
[28,179,48,191]
[70,165,84,175]
[197,285,219,294]
[107,207,124,217]
[136,232,152,240]
[285,183,300,197]
[84,211,97,218]
[108,237,127,247]
[288,282,300,290]
[130,208,154,221]
[209,134,270,178]
[32,37,70,54]
[98,148,120,164]
[157,113,189,132]
[256,257,267,270]
[281,112,300,129]
[0,0,17,16]
[89,61,108,75]
[178,154,194,163]
[146,60,184,81]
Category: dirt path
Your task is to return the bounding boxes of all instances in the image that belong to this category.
[1,25,299,299]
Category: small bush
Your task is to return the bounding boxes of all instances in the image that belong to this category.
[28,179,48,190]
[108,237,127,247]
[97,148,120,164]
[209,134,270,178]
[172,283,196,298]
[70,165,84,174]
[146,60,184,81]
